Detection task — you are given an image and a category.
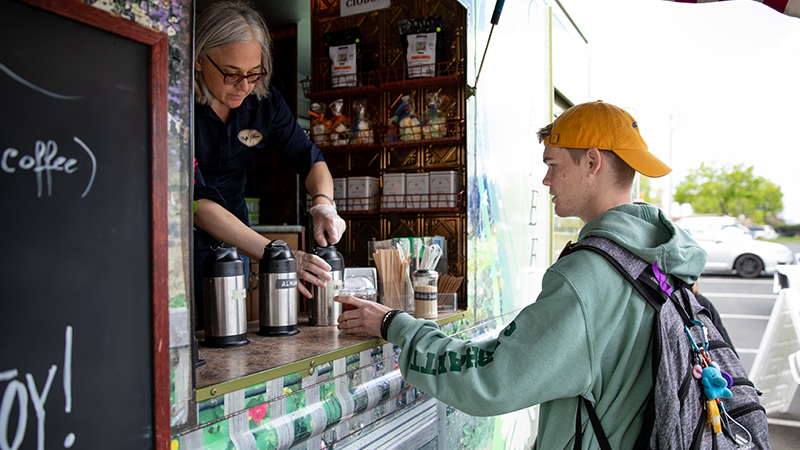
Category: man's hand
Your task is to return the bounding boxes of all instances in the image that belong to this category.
[335,295,392,337]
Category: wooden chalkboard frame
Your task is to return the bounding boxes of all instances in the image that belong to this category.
[14,0,170,448]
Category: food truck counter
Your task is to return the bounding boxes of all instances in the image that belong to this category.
[195,311,467,402]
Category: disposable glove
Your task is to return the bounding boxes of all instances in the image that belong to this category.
[291,249,332,298]
[308,204,346,246]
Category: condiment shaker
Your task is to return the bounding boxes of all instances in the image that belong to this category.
[412,269,439,319]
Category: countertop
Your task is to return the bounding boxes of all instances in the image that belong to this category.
[250,224,304,233]
[194,310,467,401]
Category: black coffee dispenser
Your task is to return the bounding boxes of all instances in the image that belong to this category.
[202,243,249,347]
[258,240,299,336]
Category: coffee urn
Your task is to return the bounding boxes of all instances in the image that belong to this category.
[258,240,299,336]
[309,244,344,326]
[202,243,249,347]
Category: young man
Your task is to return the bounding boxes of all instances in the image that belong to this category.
[337,101,706,449]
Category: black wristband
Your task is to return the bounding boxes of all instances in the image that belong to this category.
[380,309,403,341]
[312,193,336,209]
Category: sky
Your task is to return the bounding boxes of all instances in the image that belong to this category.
[564,0,800,224]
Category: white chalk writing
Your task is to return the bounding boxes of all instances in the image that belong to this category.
[2,137,96,198]
[0,62,83,100]
[0,326,74,450]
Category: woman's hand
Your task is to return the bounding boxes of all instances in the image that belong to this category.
[308,204,346,246]
[292,249,331,298]
[335,295,392,337]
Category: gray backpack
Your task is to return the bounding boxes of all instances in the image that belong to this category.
[561,236,771,450]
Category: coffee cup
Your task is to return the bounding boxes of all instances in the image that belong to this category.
[339,286,377,311]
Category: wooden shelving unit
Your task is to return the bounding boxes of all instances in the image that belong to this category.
[309,0,467,306]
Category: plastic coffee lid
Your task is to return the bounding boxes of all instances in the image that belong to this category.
[413,269,439,277]
[340,285,376,298]
[343,275,375,289]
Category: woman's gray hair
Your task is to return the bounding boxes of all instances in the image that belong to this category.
[194,0,273,104]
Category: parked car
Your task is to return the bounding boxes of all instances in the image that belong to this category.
[675,216,795,278]
[748,224,779,240]
[675,215,750,239]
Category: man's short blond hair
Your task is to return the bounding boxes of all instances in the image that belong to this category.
[538,123,636,188]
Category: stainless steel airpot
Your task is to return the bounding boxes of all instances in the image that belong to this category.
[309,244,344,326]
[202,243,249,347]
[258,240,299,336]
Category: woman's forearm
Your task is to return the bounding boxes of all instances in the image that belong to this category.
[194,198,270,260]
[305,161,335,207]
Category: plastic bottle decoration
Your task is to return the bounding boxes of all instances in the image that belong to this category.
[350,99,374,145]
[391,95,421,141]
[309,102,331,147]
[422,92,447,139]
[329,99,351,146]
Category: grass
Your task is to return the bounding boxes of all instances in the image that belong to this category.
[763,236,800,244]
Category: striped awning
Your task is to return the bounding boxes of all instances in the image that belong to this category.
[664,0,800,18]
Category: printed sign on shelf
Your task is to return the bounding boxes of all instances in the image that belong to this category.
[341,0,390,18]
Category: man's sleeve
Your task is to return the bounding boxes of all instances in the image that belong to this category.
[386,269,594,417]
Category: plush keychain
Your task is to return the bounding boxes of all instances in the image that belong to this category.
[699,364,733,400]
[679,295,734,436]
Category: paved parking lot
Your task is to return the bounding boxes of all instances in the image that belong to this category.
[697,271,800,449]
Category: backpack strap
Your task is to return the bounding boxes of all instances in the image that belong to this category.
[574,397,612,450]
[560,236,674,449]
[561,237,698,326]
[560,237,668,311]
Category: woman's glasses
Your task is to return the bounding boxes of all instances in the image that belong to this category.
[206,55,267,85]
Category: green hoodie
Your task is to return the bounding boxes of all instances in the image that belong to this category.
[387,203,707,449]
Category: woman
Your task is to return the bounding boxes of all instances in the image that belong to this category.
[193,0,345,329]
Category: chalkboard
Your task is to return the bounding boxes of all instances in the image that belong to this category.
[0,1,169,449]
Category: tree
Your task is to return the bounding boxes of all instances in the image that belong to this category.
[636,175,662,207]
[674,163,783,223]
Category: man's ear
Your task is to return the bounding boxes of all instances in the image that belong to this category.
[586,147,602,174]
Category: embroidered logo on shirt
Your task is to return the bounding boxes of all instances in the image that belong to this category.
[238,129,264,147]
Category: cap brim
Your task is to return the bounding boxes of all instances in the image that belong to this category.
[612,149,672,178]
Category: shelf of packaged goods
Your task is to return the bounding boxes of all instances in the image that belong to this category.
[304,191,463,216]
[312,130,381,153]
[301,60,465,100]
[378,59,465,92]
[311,120,464,151]
[380,191,464,214]
[379,120,465,148]
[301,71,381,101]
[305,195,381,216]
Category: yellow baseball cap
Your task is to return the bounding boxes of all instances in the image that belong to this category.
[544,101,672,178]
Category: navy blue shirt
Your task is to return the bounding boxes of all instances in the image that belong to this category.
[194,85,324,229]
